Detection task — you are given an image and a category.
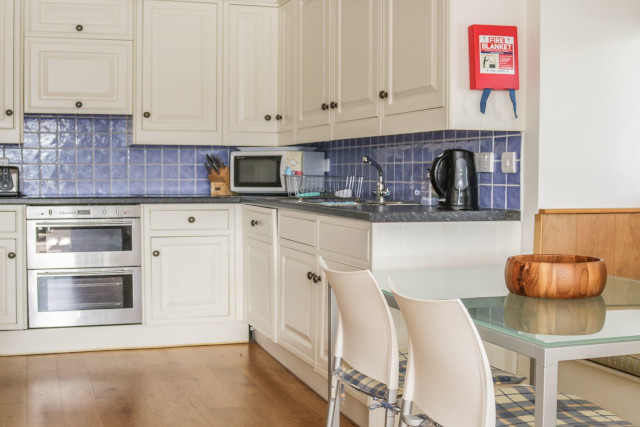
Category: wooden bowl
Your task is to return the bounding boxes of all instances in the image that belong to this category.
[504,254,607,299]
[503,293,605,335]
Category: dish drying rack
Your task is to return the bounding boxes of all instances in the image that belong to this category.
[285,175,363,200]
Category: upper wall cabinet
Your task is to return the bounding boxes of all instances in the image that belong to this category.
[0,0,22,145]
[25,0,133,39]
[223,3,278,147]
[277,0,296,146]
[24,0,133,115]
[134,0,222,145]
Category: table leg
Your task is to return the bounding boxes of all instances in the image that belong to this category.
[535,359,558,427]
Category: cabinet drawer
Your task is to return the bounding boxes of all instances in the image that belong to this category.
[26,0,133,39]
[279,213,316,246]
[319,221,370,261]
[150,209,229,231]
[0,212,16,232]
[243,206,275,238]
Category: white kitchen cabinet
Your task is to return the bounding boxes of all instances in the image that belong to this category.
[24,38,133,114]
[143,204,236,324]
[0,206,25,330]
[25,0,133,39]
[243,205,278,341]
[0,0,22,144]
[277,0,296,145]
[224,4,278,146]
[135,0,222,145]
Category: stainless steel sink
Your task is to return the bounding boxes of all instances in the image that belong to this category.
[280,198,422,207]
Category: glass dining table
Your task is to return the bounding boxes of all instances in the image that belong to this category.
[373,264,640,427]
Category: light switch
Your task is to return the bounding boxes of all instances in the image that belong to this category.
[474,152,494,173]
[501,152,517,173]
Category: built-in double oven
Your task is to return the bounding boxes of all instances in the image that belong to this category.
[26,205,142,328]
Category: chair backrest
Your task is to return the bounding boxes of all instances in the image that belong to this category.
[391,283,495,427]
[319,257,399,389]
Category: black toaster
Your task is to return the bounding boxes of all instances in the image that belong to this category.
[0,166,19,196]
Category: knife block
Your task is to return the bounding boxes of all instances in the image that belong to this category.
[209,166,234,196]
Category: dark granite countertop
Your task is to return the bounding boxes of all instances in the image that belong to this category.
[0,195,520,222]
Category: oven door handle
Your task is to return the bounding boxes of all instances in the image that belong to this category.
[31,220,136,227]
[36,269,135,277]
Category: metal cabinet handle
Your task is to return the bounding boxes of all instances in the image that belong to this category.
[75,101,83,108]
[276,114,282,121]
[250,219,259,227]
[265,115,272,121]
[76,24,84,32]
[321,103,329,111]
[330,102,337,109]
[152,250,160,257]
[143,112,151,118]
[5,109,12,116]
[307,271,313,280]
[7,252,15,259]
[312,273,321,283]
[379,90,388,99]
[188,216,196,223]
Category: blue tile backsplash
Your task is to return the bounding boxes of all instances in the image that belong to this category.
[0,114,521,209]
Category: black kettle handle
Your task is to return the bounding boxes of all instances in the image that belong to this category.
[430,152,448,197]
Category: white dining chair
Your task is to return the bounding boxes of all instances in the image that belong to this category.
[391,285,635,427]
[319,256,402,427]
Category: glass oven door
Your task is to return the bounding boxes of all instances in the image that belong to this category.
[28,267,142,328]
[26,219,141,269]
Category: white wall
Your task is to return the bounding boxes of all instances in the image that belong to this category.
[537,0,640,209]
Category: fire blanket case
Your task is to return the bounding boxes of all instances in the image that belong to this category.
[468,24,519,117]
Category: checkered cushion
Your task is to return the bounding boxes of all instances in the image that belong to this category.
[339,351,408,400]
[496,386,634,426]
[491,366,527,385]
[590,354,640,378]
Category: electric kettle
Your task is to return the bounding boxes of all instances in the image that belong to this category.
[430,149,478,210]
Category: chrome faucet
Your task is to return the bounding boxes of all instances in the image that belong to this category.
[363,156,390,202]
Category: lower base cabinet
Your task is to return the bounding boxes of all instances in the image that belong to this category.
[0,238,17,326]
[149,235,229,320]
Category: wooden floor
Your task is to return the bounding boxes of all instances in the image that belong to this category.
[0,343,358,427]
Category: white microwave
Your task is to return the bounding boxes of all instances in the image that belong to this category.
[230,149,327,193]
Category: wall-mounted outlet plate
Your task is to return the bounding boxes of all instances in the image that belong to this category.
[474,152,494,173]
[501,152,517,173]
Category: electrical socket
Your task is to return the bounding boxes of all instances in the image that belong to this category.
[474,152,494,173]
[501,152,517,173]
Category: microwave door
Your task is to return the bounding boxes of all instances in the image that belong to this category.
[233,156,284,192]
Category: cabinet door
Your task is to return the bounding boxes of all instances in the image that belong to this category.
[382,0,444,117]
[0,239,17,326]
[150,236,229,321]
[26,0,133,39]
[332,0,380,128]
[24,38,132,114]
[0,0,17,139]
[137,0,221,145]
[278,245,318,364]
[226,5,277,138]
[244,236,277,340]
[295,0,331,137]
[278,0,296,141]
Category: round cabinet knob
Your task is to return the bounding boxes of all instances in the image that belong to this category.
[330,102,338,109]
[312,274,321,283]
[321,103,329,111]
[188,216,196,223]
[143,112,151,118]
[5,109,13,116]
[250,219,259,227]
[76,24,84,32]
[75,101,83,108]
[7,252,15,259]
[152,250,160,257]
[307,271,313,280]
[264,115,272,121]
[379,90,388,99]
[276,114,282,121]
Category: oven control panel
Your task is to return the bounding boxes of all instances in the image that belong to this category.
[26,205,141,219]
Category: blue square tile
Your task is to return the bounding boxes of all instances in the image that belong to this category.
[128,180,145,194]
[59,181,77,196]
[41,134,57,148]
[58,149,75,164]
[94,134,110,149]
[95,180,111,196]
[144,180,162,194]
[477,172,492,185]
[507,134,522,157]
[22,180,40,196]
[23,164,39,179]
[59,164,76,180]
[196,165,209,180]
[480,130,493,137]
[58,117,76,132]
[146,149,162,164]
[41,180,59,196]
[492,185,506,209]
[163,165,179,179]
[111,117,127,133]
[40,117,57,133]
[129,149,145,164]
[480,138,492,152]
[77,133,93,148]
[77,118,93,133]
[179,180,195,195]
[112,149,127,164]
[179,147,196,164]
[507,186,520,210]
[40,149,57,164]
[5,148,21,163]
[467,130,480,138]
[94,118,110,133]
[77,165,93,180]
[94,149,110,164]
[76,149,93,164]
[195,180,210,195]
[24,116,39,132]
[111,133,127,148]
[111,165,128,180]
[163,180,179,195]
[129,165,145,180]
[494,137,507,155]
[76,180,93,195]
[478,185,492,208]
[493,164,506,184]
[146,165,162,180]
[163,148,179,164]
[111,180,128,195]
[95,165,110,179]
[23,133,39,148]
[58,133,76,148]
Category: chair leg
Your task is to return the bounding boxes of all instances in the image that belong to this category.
[385,389,398,427]
[326,357,342,427]
[398,398,413,427]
